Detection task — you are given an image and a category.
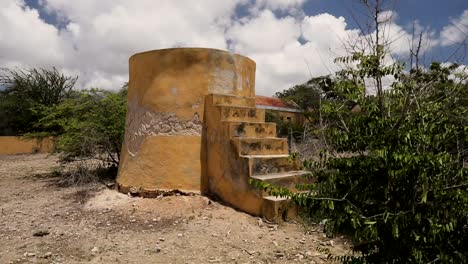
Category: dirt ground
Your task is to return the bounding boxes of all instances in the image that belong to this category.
[0,154,352,264]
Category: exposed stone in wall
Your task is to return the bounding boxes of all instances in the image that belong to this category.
[125,97,202,156]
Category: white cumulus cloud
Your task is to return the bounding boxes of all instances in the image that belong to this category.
[0,0,66,67]
[440,10,468,46]
[0,0,465,96]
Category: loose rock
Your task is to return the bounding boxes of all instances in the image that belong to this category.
[33,230,49,237]
[91,247,100,254]
[257,218,264,227]
[274,250,285,258]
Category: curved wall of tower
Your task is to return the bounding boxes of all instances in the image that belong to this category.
[117,48,256,195]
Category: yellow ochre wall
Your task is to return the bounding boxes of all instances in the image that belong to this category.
[117,48,256,194]
[267,110,304,125]
[0,136,54,155]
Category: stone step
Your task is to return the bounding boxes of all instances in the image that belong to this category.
[225,121,277,138]
[262,196,297,222]
[232,138,288,155]
[241,154,301,176]
[212,94,256,107]
[251,170,310,193]
[217,105,265,122]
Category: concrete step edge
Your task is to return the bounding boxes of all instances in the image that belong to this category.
[231,137,287,142]
[262,195,290,201]
[240,154,291,159]
[250,170,309,181]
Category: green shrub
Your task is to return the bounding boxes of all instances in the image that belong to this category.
[36,88,127,166]
[256,62,467,262]
[0,67,76,135]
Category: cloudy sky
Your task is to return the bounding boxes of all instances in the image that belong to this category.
[1,0,467,95]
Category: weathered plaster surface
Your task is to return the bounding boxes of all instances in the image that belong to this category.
[0,136,55,155]
[207,51,253,97]
[118,135,202,192]
[125,96,202,156]
[117,48,257,194]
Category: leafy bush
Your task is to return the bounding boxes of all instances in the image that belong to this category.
[0,66,128,183]
[0,67,76,135]
[36,88,127,167]
[258,62,468,262]
[265,111,304,141]
[275,76,332,110]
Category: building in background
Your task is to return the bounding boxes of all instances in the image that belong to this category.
[255,95,304,126]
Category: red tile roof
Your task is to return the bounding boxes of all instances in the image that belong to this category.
[255,96,297,109]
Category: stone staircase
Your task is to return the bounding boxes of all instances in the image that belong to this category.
[204,94,309,222]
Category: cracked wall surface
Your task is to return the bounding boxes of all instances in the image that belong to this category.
[125,96,202,156]
[117,48,256,193]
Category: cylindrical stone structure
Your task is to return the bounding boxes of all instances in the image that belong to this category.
[117,48,256,195]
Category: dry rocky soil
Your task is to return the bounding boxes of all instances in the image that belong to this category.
[0,154,352,264]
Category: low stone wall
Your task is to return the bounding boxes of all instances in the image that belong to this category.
[0,136,55,155]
